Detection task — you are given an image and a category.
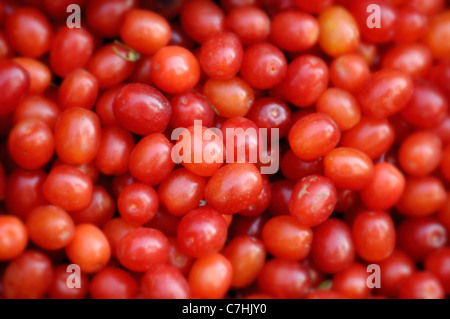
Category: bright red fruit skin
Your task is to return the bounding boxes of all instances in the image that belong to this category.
[205,163,263,215]
[113,83,172,135]
[289,175,337,227]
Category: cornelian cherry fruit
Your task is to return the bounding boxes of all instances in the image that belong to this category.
[2,0,450,301]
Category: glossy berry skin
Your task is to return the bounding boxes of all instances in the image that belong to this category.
[8,119,54,170]
[48,264,89,299]
[393,6,428,43]
[283,55,329,108]
[205,163,263,215]
[262,215,313,261]
[360,162,405,211]
[289,175,337,227]
[118,183,159,225]
[324,147,374,191]
[70,185,116,227]
[166,237,194,276]
[203,76,255,118]
[2,250,53,299]
[396,177,447,218]
[65,224,111,274]
[12,57,51,95]
[399,272,445,299]
[0,30,14,60]
[257,258,311,299]
[269,10,318,52]
[408,0,444,16]
[397,217,447,262]
[240,174,271,217]
[158,168,206,217]
[318,6,360,57]
[128,133,175,186]
[87,43,137,89]
[398,131,443,177]
[86,0,138,38]
[340,117,395,160]
[378,250,416,298]
[199,31,243,80]
[401,80,448,129]
[113,83,171,136]
[288,113,340,161]
[180,0,225,44]
[102,217,140,258]
[332,263,370,299]
[424,10,450,59]
[352,211,396,262]
[13,94,60,129]
[89,267,139,299]
[0,60,30,116]
[293,0,333,14]
[329,54,370,94]
[43,165,93,211]
[94,84,125,126]
[222,235,266,288]
[240,43,287,90]
[433,117,450,146]
[120,9,171,55]
[5,7,53,58]
[311,218,355,274]
[316,88,361,131]
[0,215,28,261]
[116,227,169,272]
[225,6,270,45]
[5,169,48,221]
[442,145,450,182]
[425,248,450,294]
[438,192,450,232]
[26,205,74,251]
[381,43,433,78]
[54,107,101,165]
[169,91,214,131]
[58,69,99,110]
[141,264,191,299]
[357,69,414,119]
[151,46,200,94]
[56,161,99,184]
[247,98,291,140]
[177,207,227,258]
[94,125,134,176]
[188,253,232,299]
[50,27,94,78]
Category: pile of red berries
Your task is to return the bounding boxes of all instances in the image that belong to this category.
[0,0,449,299]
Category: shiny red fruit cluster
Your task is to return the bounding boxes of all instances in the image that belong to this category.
[0,0,449,300]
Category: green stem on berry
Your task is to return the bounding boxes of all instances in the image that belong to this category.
[112,40,141,62]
